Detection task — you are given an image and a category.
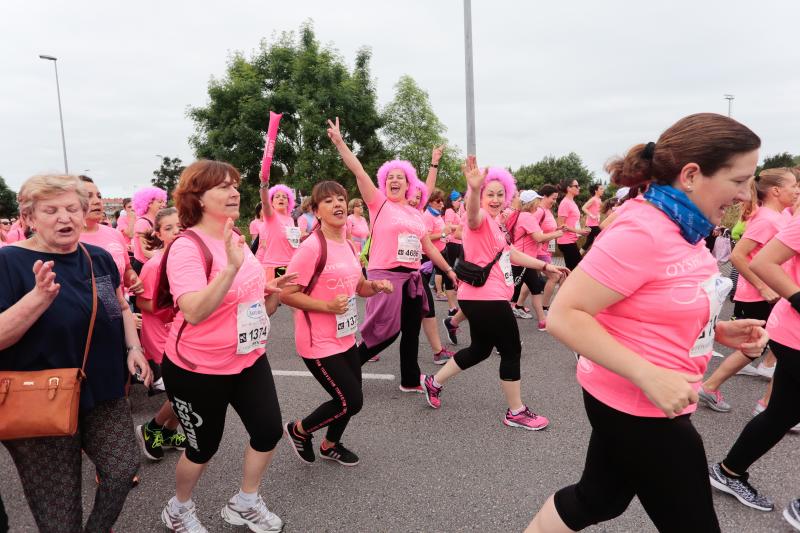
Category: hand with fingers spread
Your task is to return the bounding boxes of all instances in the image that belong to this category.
[431,145,445,166]
[266,272,299,295]
[462,155,487,192]
[30,260,60,303]
[326,117,344,147]
[223,218,245,272]
[634,364,701,418]
[326,294,351,315]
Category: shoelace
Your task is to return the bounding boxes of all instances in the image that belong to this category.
[167,432,186,446]
[252,496,276,524]
[178,505,204,532]
[151,429,164,448]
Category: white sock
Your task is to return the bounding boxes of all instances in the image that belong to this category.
[510,405,526,416]
[432,376,443,388]
[169,496,193,514]
[236,489,259,508]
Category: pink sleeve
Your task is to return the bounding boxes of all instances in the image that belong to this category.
[134,218,150,235]
[518,213,538,234]
[117,217,128,233]
[557,201,569,218]
[298,216,309,232]
[742,216,776,245]
[139,260,158,300]
[579,218,657,297]
[365,189,387,215]
[286,238,319,288]
[166,238,210,302]
[776,217,800,253]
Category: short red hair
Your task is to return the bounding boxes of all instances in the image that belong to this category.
[174,160,241,228]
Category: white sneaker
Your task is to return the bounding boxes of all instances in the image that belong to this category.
[221,494,283,532]
[512,307,533,319]
[756,362,775,379]
[736,364,761,377]
[162,501,208,533]
[152,377,166,391]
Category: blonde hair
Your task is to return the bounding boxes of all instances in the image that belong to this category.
[745,167,794,220]
[18,174,88,219]
[348,198,364,215]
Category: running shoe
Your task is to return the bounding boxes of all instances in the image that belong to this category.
[447,307,459,317]
[135,423,164,461]
[736,364,761,377]
[162,428,187,450]
[433,348,454,365]
[422,374,442,409]
[284,421,315,464]
[221,495,283,532]
[443,317,459,345]
[698,387,732,413]
[367,355,380,362]
[752,400,800,432]
[708,463,774,511]
[537,320,547,332]
[399,383,424,393]
[320,442,360,466]
[784,499,800,531]
[756,362,775,379]
[513,307,533,319]
[503,406,549,431]
[162,501,208,533]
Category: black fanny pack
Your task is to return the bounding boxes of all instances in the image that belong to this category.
[453,251,503,287]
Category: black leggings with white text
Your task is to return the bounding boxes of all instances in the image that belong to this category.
[453,300,521,381]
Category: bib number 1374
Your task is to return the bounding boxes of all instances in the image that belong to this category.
[237,301,270,354]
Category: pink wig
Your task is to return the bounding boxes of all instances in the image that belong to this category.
[133,186,167,216]
[377,160,420,201]
[268,184,296,213]
[482,167,517,209]
[410,181,429,211]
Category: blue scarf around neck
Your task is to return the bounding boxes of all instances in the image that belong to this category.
[426,205,441,217]
[643,183,714,245]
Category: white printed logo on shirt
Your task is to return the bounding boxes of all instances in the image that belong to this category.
[689,275,733,358]
[236,301,270,354]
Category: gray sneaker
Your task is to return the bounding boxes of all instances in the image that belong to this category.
[708,463,774,511]
[161,501,208,533]
[784,499,800,531]
[698,387,732,413]
[221,494,283,532]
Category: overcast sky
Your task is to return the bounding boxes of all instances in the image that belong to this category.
[2,0,799,198]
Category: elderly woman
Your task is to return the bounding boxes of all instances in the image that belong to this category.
[0,174,151,533]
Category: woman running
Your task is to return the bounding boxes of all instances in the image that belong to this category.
[280,181,393,466]
[134,207,188,461]
[443,191,465,315]
[511,190,547,328]
[698,167,798,413]
[131,186,167,274]
[555,179,589,271]
[346,198,369,253]
[707,201,800,515]
[581,184,604,251]
[525,113,768,533]
[326,117,455,392]
[257,183,298,280]
[421,157,567,428]
[159,160,292,533]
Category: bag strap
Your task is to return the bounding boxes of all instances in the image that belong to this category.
[78,244,98,374]
[365,199,387,245]
[301,228,329,343]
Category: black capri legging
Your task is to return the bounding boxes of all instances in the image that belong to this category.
[583,226,600,250]
[161,354,283,464]
[453,300,521,381]
[558,242,582,271]
[511,265,544,303]
[554,390,720,532]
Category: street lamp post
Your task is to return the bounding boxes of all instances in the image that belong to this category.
[724,94,735,117]
[39,54,69,173]
[463,0,477,156]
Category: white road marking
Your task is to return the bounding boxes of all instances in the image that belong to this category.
[272,370,395,380]
[712,351,725,358]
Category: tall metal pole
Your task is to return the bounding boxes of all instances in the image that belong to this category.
[39,55,69,173]
[463,0,477,156]
[724,94,734,118]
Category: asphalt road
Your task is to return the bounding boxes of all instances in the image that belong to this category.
[2,295,798,532]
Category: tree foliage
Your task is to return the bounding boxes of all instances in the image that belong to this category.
[759,152,798,172]
[513,153,596,201]
[381,75,463,193]
[189,21,387,210]
[0,176,18,217]
[151,156,185,200]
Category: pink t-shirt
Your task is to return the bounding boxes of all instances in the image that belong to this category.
[512,211,540,257]
[365,190,427,271]
[557,197,580,244]
[139,251,171,364]
[577,199,729,418]
[766,217,800,350]
[423,211,446,252]
[257,211,298,267]
[298,213,316,234]
[165,230,267,374]
[347,214,369,253]
[133,216,154,263]
[249,218,261,238]
[585,197,601,227]
[536,208,558,258]
[444,208,463,245]
[287,236,362,358]
[5,225,25,243]
[458,209,514,301]
[733,207,790,303]
[80,224,131,280]
[116,215,132,249]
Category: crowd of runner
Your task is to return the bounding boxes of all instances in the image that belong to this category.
[1,112,799,532]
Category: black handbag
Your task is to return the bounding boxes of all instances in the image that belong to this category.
[453,250,503,287]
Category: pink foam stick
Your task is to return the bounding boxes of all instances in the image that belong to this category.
[260,111,283,182]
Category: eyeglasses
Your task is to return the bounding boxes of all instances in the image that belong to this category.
[571,184,580,189]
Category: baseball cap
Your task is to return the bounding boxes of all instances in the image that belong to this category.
[520,190,542,203]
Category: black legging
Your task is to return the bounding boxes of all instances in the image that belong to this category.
[511,265,543,303]
[558,242,582,271]
[723,340,800,474]
[583,226,601,251]
[301,345,363,443]
[554,391,720,532]
[453,300,521,381]
[0,492,7,533]
[358,280,423,388]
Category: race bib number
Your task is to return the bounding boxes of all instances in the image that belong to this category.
[236,301,270,354]
[689,275,733,357]
[548,240,556,254]
[335,296,358,338]
[396,233,421,263]
[285,226,301,249]
[499,251,513,286]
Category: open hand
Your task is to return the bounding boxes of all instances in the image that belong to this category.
[266,272,299,294]
[31,260,60,303]
[462,155,487,192]
[431,145,445,165]
[224,218,244,271]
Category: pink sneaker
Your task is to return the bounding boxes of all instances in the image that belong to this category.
[504,406,549,431]
[537,321,547,331]
[422,374,442,409]
[368,355,380,362]
[433,348,454,365]
[399,374,424,394]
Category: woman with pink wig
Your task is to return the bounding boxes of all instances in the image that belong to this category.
[327,118,455,393]
[131,186,167,273]
[257,182,299,281]
[421,157,568,430]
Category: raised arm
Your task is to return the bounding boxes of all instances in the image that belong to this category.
[327,118,378,205]
[424,145,445,196]
[463,156,486,230]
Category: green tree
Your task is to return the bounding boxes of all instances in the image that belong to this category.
[380,75,463,193]
[513,153,596,201]
[189,21,387,211]
[759,152,796,172]
[0,176,18,217]
[152,156,185,200]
